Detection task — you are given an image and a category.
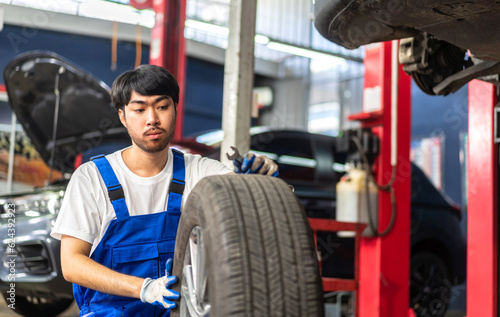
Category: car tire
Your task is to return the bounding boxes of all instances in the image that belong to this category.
[171,174,324,317]
[410,251,451,317]
[1,293,73,317]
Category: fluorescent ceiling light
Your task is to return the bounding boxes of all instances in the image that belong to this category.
[267,42,346,62]
[251,150,278,161]
[195,126,272,146]
[195,130,225,146]
[184,19,345,62]
[79,1,140,25]
[24,210,41,217]
[6,0,155,27]
[11,0,79,14]
[138,9,155,28]
[333,163,346,172]
[255,34,270,45]
[185,19,228,37]
[278,155,317,168]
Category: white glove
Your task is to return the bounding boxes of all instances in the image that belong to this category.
[140,258,179,309]
[234,153,279,177]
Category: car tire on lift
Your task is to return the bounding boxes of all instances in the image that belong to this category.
[171,174,324,317]
[410,251,451,317]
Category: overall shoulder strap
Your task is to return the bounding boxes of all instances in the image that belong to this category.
[167,148,185,213]
[90,155,129,219]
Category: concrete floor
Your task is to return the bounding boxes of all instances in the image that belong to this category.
[0,298,79,317]
[0,297,466,317]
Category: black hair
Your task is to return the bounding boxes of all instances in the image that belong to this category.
[111,64,179,111]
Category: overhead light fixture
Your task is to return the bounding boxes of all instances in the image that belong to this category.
[9,0,79,14]
[185,20,228,37]
[184,19,348,62]
[254,34,270,45]
[78,0,154,27]
[5,0,155,27]
[278,155,317,168]
[267,41,346,62]
[79,1,137,23]
[137,9,155,28]
[185,19,269,45]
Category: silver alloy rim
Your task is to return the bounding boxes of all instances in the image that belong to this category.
[180,226,210,317]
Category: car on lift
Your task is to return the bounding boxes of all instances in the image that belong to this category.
[192,127,466,317]
[313,0,500,96]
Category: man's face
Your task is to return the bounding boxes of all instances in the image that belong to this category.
[119,91,176,153]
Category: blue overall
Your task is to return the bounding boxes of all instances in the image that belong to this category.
[73,149,185,316]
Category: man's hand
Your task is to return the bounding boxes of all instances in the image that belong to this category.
[140,258,180,309]
[234,153,279,177]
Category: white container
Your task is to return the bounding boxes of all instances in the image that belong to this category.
[336,167,378,237]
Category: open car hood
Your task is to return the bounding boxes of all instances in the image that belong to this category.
[3,51,129,174]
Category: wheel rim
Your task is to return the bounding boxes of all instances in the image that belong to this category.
[410,257,449,316]
[180,226,210,317]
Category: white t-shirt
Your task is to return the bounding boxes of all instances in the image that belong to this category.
[50,148,231,255]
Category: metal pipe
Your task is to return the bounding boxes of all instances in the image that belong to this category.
[6,112,16,192]
[48,66,64,184]
[391,40,399,167]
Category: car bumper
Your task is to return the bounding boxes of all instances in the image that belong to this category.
[0,214,73,298]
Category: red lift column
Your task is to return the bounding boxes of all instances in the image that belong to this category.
[349,42,412,316]
[466,80,498,317]
[150,0,187,141]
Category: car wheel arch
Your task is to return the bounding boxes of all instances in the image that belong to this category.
[411,239,453,277]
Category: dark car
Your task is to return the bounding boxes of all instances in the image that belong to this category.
[192,127,466,317]
[0,51,131,316]
[313,0,500,95]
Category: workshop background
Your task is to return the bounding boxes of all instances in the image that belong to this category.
[0,0,470,316]
[0,0,468,209]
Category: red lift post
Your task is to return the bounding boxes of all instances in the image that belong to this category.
[349,41,412,316]
[466,80,498,317]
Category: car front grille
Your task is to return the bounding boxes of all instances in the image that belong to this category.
[8,241,53,275]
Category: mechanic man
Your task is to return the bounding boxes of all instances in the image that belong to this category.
[50,64,278,316]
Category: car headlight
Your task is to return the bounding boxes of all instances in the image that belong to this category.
[0,191,65,218]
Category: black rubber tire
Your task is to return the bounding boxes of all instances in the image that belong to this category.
[410,251,451,317]
[1,293,73,317]
[171,174,324,317]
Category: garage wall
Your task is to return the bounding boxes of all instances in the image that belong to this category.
[183,58,225,136]
[0,24,227,137]
[0,25,149,87]
[257,77,309,129]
